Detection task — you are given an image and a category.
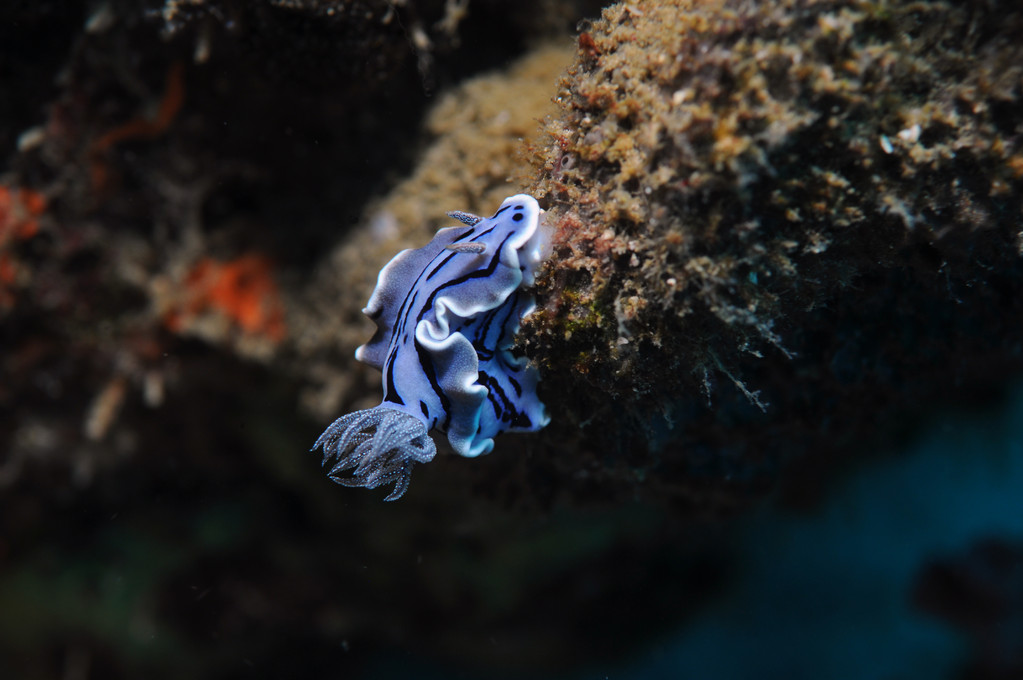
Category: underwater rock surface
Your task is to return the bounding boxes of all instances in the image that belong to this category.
[523,0,1023,503]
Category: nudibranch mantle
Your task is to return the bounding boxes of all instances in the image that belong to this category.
[313,194,550,500]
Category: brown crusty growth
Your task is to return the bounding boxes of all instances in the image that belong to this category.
[519,0,1023,492]
[524,0,1023,403]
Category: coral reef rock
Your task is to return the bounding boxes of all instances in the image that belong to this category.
[524,0,1023,500]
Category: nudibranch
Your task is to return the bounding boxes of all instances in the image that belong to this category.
[313,194,551,500]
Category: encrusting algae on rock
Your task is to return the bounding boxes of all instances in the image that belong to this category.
[524,0,1023,399]
[513,0,1023,499]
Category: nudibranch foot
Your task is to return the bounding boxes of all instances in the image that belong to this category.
[312,406,436,501]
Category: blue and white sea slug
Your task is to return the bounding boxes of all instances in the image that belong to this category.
[313,194,551,500]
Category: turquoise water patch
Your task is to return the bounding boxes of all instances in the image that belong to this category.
[614,387,1023,680]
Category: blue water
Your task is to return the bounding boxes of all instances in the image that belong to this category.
[599,387,1023,680]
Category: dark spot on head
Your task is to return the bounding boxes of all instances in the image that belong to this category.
[512,213,524,222]
[514,205,523,210]
[420,401,430,419]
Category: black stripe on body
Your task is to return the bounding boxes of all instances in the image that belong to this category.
[491,289,520,355]
[471,308,499,358]
[388,221,486,366]
[414,337,453,431]
[479,370,532,428]
[383,287,418,402]
[415,233,515,328]
[469,310,496,361]
[426,251,459,281]
[384,225,474,370]
[383,350,405,405]
[469,225,496,242]
[425,226,494,282]
[387,232,511,403]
